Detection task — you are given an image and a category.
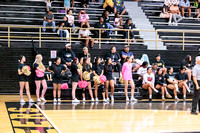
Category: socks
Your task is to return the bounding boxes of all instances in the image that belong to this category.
[175,96,178,99]
[183,95,186,98]
[149,95,152,99]
[166,92,169,95]
[162,96,164,98]
[153,89,158,93]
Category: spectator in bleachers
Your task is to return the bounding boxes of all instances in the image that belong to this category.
[60,43,76,66]
[123,19,136,43]
[154,54,167,76]
[105,46,121,72]
[64,0,70,12]
[43,9,56,32]
[170,4,183,26]
[102,11,113,35]
[142,67,159,102]
[152,63,158,74]
[160,5,172,25]
[179,0,191,18]
[166,67,180,100]
[82,0,90,8]
[59,16,69,40]
[137,61,148,81]
[132,59,141,72]
[45,0,52,12]
[181,55,193,87]
[79,47,91,63]
[113,13,123,29]
[113,0,126,15]
[103,0,114,13]
[121,45,133,64]
[78,10,90,28]
[175,66,191,100]
[78,24,94,48]
[66,10,76,32]
[93,17,109,43]
[155,68,172,101]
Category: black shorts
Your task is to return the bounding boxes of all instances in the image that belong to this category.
[53,77,63,84]
[106,76,114,81]
[71,75,80,82]
[18,75,28,82]
[35,76,45,81]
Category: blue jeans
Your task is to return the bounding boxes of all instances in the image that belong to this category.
[69,23,75,28]
[59,29,67,40]
[43,21,56,32]
[106,23,113,35]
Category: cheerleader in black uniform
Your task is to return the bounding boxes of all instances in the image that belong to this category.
[71,57,81,103]
[104,57,115,102]
[92,57,105,102]
[33,54,47,102]
[82,57,94,102]
[47,57,67,103]
[18,55,34,103]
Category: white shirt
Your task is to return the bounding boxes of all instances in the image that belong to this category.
[45,0,52,7]
[114,18,120,26]
[142,73,155,87]
[66,15,74,24]
[193,64,200,80]
[137,67,147,76]
[78,29,91,38]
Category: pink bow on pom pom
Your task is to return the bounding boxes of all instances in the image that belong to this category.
[100,75,107,84]
[26,65,31,71]
[61,83,69,89]
[35,69,44,77]
[78,81,88,89]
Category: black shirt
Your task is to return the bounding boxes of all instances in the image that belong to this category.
[82,64,92,72]
[60,49,76,64]
[181,59,193,69]
[102,16,110,23]
[60,21,70,27]
[71,64,79,77]
[165,73,175,84]
[124,23,134,30]
[105,52,121,63]
[175,72,188,81]
[49,64,66,78]
[94,22,108,29]
[18,62,28,78]
[92,64,103,75]
[79,52,91,59]
[154,60,165,68]
[155,74,165,86]
[104,64,114,79]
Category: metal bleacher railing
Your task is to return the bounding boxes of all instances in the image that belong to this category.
[1,25,200,50]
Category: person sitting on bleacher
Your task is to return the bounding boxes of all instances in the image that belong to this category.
[105,46,121,72]
[93,17,109,43]
[121,45,133,64]
[113,13,123,29]
[113,0,126,15]
[43,9,56,32]
[154,54,167,76]
[78,10,90,28]
[66,10,76,32]
[103,0,114,13]
[79,47,91,63]
[78,24,94,48]
[137,61,148,81]
[179,0,191,18]
[160,4,172,25]
[102,11,113,35]
[123,19,136,43]
[170,4,183,26]
[59,16,70,40]
[82,0,90,8]
[60,43,76,67]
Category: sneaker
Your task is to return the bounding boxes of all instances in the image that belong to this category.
[168,21,172,26]
[126,97,129,101]
[57,102,61,105]
[91,98,95,102]
[82,98,86,102]
[175,97,179,101]
[95,98,99,102]
[162,97,166,101]
[20,99,26,103]
[29,99,34,103]
[37,99,41,102]
[188,89,191,93]
[191,112,198,115]
[103,98,107,102]
[94,40,99,43]
[111,96,114,101]
[106,98,110,102]
[72,98,80,103]
[53,98,57,103]
[57,98,61,102]
[131,97,138,101]
[176,89,180,93]
[166,94,172,98]
[40,97,46,102]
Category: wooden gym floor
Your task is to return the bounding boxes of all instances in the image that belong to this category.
[1,95,200,133]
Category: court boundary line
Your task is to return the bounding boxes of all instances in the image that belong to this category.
[35,104,62,133]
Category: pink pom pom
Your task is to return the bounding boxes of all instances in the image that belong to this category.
[100,75,107,84]
[35,69,44,77]
[61,83,69,89]
[26,65,31,71]
[78,81,88,89]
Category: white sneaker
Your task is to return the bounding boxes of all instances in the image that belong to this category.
[53,98,57,103]
[175,97,180,101]
[57,98,61,102]
[111,96,114,101]
[103,98,107,102]
[95,98,99,102]
[131,97,138,101]
[91,98,95,102]
[29,99,34,103]
[40,97,46,102]
[20,99,26,103]
[72,98,80,103]
[187,89,191,93]
[126,97,129,101]
[37,99,41,102]
[106,98,110,102]
[82,98,86,102]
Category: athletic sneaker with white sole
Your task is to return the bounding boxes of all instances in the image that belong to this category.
[37,99,41,102]
[29,99,35,103]
[72,98,80,103]
[40,97,46,102]
[131,97,138,101]
[95,98,98,102]
[20,99,26,103]
[106,98,110,102]
[111,96,114,101]
[91,98,95,102]
[53,98,57,103]
[57,98,61,102]
[82,98,86,102]
[126,97,129,101]
[103,98,107,102]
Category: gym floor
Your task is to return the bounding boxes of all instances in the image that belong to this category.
[1,95,200,133]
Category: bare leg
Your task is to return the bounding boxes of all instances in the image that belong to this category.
[124,80,128,97]
[57,84,61,98]
[19,82,25,99]
[181,7,185,17]
[25,82,32,100]
[129,80,135,97]
[105,81,109,99]
[87,82,94,99]
[120,9,126,15]
[72,82,78,99]
[35,80,41,99]
[41,79,47,98]
[85,38,89,47]
[53,83,58,98]
[94,83,98,99]
[110,80,115,96]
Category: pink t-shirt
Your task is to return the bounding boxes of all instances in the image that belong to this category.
[122,62,133,81]
[79,14,89,23]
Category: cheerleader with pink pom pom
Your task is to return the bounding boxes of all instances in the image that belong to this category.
[121,56,138,102]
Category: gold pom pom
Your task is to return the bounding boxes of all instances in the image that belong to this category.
[82,71,90,81]
[93,76,101,84]
[22,66,31,76]
[119,76,124,84]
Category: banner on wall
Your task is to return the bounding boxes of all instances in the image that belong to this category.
[50,50,57,59]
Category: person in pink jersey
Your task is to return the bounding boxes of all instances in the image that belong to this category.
[121,56,137,102]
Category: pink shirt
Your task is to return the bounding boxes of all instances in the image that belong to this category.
[79,14,89,23]
[122,62,133,81]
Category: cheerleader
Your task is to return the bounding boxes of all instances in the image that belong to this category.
[18,55,34,103]
[104,58,115,102]
[166,67,179,100]
[82,57,94,102]
[33,54,47,102]
[142,67,159,102]
[47,57,67,103]
[121,56,137,101]
[92,57,105,102]
[71,57,81,103]
[155,68,172,101]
